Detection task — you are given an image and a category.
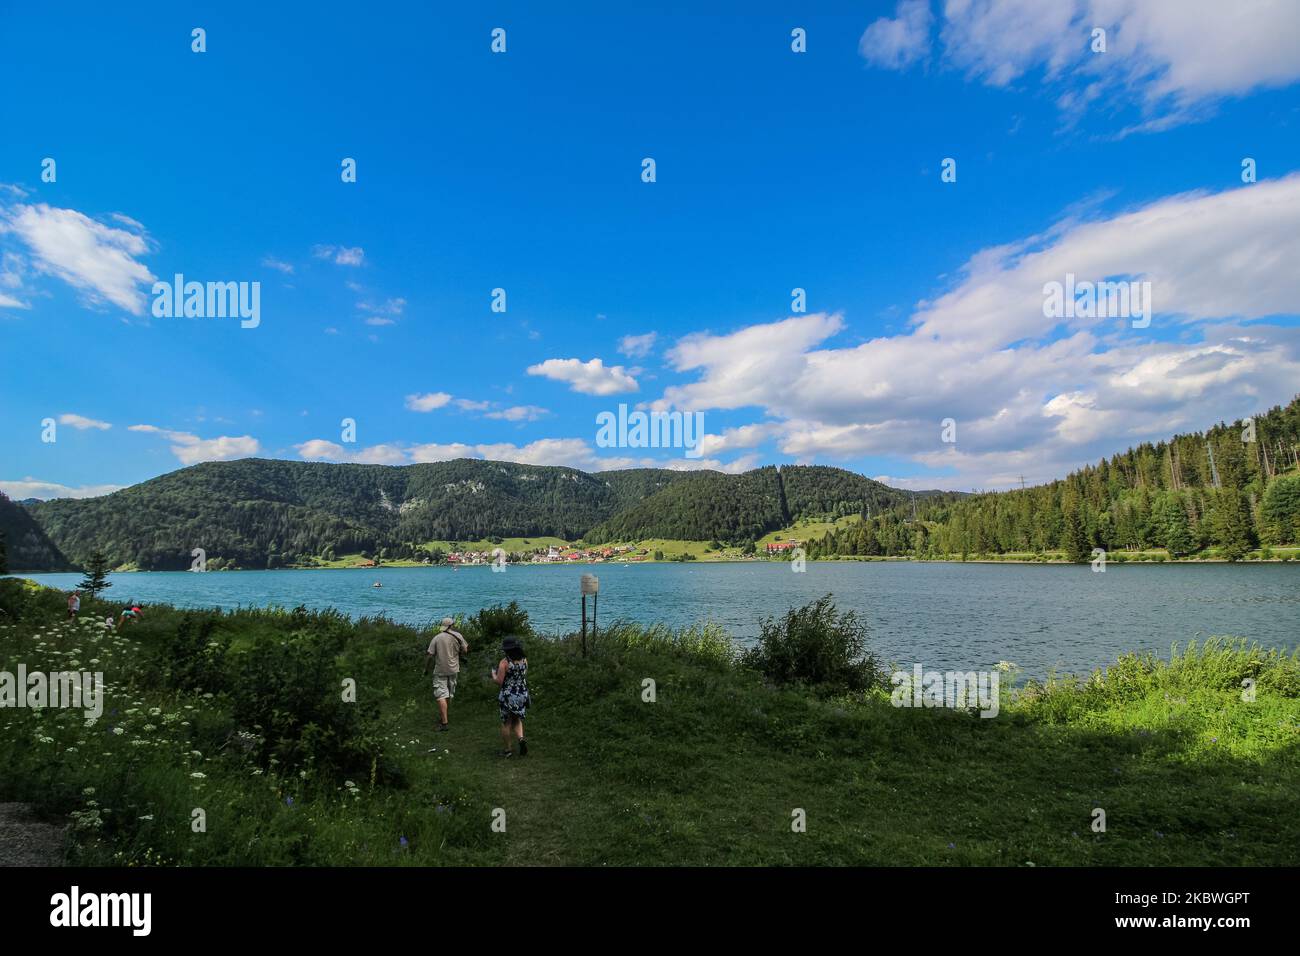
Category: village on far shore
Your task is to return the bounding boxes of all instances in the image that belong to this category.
[347,538,804,568]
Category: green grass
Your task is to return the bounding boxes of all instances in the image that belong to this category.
[420,537,572,554]
[756,514,862,548]
[1,577,1297,866]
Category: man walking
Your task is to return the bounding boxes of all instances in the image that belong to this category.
[424,616,469,732]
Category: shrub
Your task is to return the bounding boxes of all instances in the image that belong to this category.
[741,594,888,695]
[469,601,530,643]
[157,612,228,694]
[226,631,393,783]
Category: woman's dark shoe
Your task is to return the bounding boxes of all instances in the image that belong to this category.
[517,738,528,757]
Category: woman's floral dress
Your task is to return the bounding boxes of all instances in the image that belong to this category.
[499,660,530,722]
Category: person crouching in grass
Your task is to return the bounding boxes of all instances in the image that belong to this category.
[424,616,468,731]
[492,636,531,757]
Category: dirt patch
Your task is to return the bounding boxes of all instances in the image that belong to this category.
[0,803,67,866]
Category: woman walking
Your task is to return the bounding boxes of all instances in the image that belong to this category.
[491,636,531,757]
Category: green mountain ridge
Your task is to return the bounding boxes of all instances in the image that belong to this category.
[0,492,73,572]
[26,458,911,570]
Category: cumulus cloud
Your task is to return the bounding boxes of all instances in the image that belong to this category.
[859,0,933,70]
[0,478,125,500]
[262,256,294,274]
[405,392,453,412]
[294,435,752,473]
[1,203,154,313]
[128,424,260,466]
[295,439,408,465]
[527,357,639,395]
[863,0,1300,132]
[58,413,112,431]
[644,176,1300,489]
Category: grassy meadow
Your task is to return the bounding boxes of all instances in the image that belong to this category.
[0,576,1297,866]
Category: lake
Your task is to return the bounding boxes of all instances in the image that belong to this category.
[19,562,1300,678]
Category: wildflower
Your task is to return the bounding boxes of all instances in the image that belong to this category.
[190,772,207,780]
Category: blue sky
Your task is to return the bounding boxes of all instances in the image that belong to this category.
[3,0,1299,499]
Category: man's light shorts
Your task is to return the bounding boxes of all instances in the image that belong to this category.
[432,673,458,700]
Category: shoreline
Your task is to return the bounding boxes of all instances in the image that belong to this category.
[13,548,1300,575]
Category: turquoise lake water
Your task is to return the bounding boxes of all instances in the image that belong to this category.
[19,561,1300,678]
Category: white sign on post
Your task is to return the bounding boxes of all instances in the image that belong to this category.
[580,573,599,596]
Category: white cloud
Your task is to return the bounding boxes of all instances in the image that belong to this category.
[527,357,640,395]
[128,424,260,466]
[643,176,1300,489]
[2,203,154,314]
[618,332,658,358]
[295,435,750,474]
[656,313,844,413]
[262,256,294,274]
[0,478,125,500]
[405,392,453,412]
[295,440,407,465]
[312,244,365,266]
[864,0,1300,132]
[406,442,481,463]
[486,405,549,422]
[859,0,933,70]
[58,413,112,431]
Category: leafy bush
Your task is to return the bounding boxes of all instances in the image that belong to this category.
[226,631,394,783]
[741,594,887,695]
[157,612,228,693]
[469,601,530,643]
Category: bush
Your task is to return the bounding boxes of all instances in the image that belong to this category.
[157,612,228,694]
[226,630,393,783]
[469,601,531,643]
[741,594,888,695]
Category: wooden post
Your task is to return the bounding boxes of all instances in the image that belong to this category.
[580,573,599,657]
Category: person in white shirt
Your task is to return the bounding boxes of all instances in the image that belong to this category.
[423,617,469,731]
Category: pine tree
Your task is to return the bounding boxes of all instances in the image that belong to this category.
[1163,499,1196,557]
[0,529,8,574]
[1213,490,1254,562]
[78,551,113,599]
[1062,507,1090,563]
[1259,475,1300,545]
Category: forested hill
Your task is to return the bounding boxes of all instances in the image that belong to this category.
[582,465,918,544]
[0,491,72,572]
[809,396,1300,561]
[28,458,694,570]
[25,458,917,570]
